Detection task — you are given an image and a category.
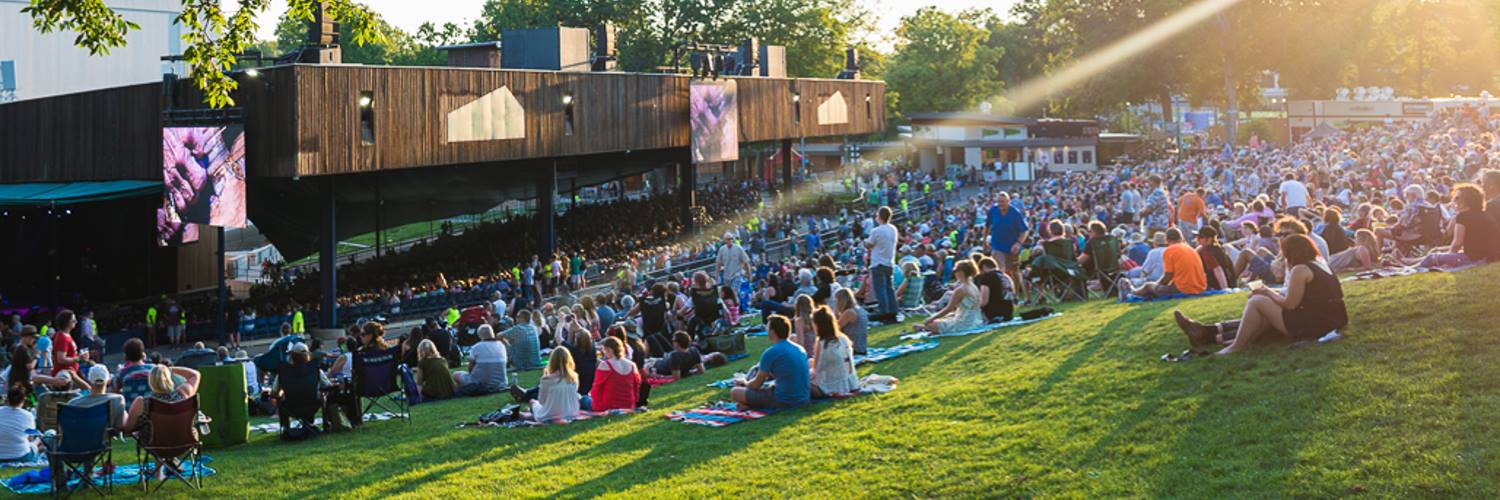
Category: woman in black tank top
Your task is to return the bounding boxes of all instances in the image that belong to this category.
[1172,235,1347,355]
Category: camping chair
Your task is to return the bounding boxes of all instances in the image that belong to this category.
[1028,240,1089,303]
[274,362,324,438]
[48,403,113,498]
[36,390,82,433]
[352,347,409,424]
[134,396,204,493]
[1086,235,1124,299]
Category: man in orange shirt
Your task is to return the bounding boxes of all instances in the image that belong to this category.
[1118,228,1207,300]
[1176,188,1207,246]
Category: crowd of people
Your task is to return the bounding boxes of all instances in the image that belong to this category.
[3,103,1498,455]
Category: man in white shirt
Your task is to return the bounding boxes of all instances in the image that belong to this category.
[716,233,751,291]
[490,292,508,322]
[863,206,899,319]
[1278,172,1310,218]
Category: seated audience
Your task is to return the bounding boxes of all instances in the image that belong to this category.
[589,337,641,411]
[1414,183,1500,268]
[916,261,986,334]
[833,288,869,355]
[69,365,126,430]
[810,306,858,398]
[732,315,810,410]
[1120,228,1207,300]
[0,385,38,463]
[648,332,704,379]
[1174,234,1348,355]
[974,257,1015,322]
[123,364,201,431]
[412,339,455,400]
[454,324,508,396]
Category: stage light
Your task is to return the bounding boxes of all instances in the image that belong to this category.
[245,68,260,78]
[358,95,373,108]
[793,94,800,103]
[64,209,71,215]
[562,94,573,105]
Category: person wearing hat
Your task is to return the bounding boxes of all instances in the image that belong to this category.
[1195,226,1237,291]
[1125,232,1169,283]
[1118,228,1208,300]
[69,365,126,429]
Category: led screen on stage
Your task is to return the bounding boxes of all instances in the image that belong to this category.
[689,80,740,164]
[160,126,247,239]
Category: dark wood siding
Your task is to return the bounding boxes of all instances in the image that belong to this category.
[0,64,886,182]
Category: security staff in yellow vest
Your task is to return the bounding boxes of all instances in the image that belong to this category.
[291,306,305,334]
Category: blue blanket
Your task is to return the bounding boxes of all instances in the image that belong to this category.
[852,341,940,365]
[898,314,1059,341]
[4,457,217,495]
[1122,288,1242,303]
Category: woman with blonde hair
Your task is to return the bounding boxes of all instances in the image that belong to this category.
[512,348,583,421]
[833,288,869,355]
[792,294,816,354]
[413,339,455,399]
[123,364,200,431]
[810,306,858,398]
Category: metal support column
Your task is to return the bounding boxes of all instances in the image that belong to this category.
[537,162,557,258]
[781,138,793,189]
[679,161,696,232]
[216,226,227,345]
[318,176,337,329]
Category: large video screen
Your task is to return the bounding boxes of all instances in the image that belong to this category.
[160,126,247,235]
[689,80,740,164]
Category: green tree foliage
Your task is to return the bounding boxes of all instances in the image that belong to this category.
[269,9,461,67]
[23,0,383,108]
[883,7,1004,117]
[471,0,870,78]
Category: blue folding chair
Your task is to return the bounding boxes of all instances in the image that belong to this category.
[353,347,409,424]
[49,403,113,498]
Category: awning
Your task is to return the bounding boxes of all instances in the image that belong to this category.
[0,180,162,207]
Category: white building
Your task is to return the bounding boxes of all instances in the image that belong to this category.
[907,113,1102,179]
[1,0,182,102]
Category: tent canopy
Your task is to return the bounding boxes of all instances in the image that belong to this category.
[0,180,161,207]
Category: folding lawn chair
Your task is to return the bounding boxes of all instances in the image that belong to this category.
[274,362,324,438]
[48,403,113,498]
[134,395,205,493]
[1086,235,1124,299]
[352,346,409,423]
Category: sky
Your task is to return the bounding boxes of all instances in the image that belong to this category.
[244,0,1018,49]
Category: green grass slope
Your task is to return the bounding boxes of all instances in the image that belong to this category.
[79,266,1500,498]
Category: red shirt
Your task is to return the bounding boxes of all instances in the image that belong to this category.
[51,331,78,376]
[589,359,641,412]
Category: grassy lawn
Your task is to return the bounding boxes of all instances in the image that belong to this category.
[36,266,1500,497]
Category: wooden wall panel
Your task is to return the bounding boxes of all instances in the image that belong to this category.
[0,64,885,183]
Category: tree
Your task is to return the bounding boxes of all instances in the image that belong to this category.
[883,7,1004,117]
[267,8,456,67]
[22,0,383,108]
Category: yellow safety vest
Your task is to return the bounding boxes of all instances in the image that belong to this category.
[901,199,909,212]
[945,180,953,191]
[445,308,460,326]
[292,311,305,333]
[146,307,157,323]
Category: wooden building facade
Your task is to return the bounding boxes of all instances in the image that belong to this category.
[0,64,886,183]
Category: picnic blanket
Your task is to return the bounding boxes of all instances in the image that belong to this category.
[458,407,646,429]
[852,341,940,365]
[1346,263,1485,282]
[670,374,900,427]
[4,457,218,495]
[737,325,768,337]
[248,411,404,434]
[1121,288,1243,303]
[898,314,1060,341]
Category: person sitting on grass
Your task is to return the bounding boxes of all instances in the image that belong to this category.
[509,348,588,421]
[1411,183,1500,268]
[1173,234,1348,355]
[833,288,869,355]
[974,257,1015,323]
[412,339,455,400]
[1194,226,1235,291]
[500,310,542,372]
[453,324,508,397]
[914,260,986,334]
[1119,228,1207,300]
[809,306,858,398]
[0,384,39,463]
[123,364,200,431]
[648,332,704,380]
[732,315,810,410]
[589,337,641,412]
[895,261,926,310]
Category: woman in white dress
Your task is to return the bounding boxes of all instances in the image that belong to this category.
[916,260,986,334]
[810,306,858,397]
